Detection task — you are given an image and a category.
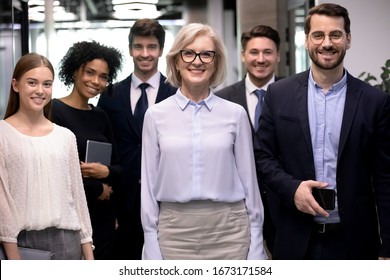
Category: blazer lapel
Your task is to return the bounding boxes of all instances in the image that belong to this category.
[119,74,142,138]
[155,73,175,103]
[338,73,362,159]
[230,80,248,110]
[228,80,253,133]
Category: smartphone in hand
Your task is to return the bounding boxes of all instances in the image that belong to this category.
[312,189,335,210]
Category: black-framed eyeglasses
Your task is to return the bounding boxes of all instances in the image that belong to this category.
[179,49,216,63]
[308,31,348,45]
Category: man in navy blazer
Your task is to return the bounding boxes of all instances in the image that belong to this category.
[216,25,281,256]
[255,3,390,259]
[98,19,176,259]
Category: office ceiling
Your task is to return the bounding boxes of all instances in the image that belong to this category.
[0,0,185,23]
[1,1,235,25]
[38,0,185,22]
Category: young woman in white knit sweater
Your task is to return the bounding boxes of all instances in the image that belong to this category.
[0,53,94,260]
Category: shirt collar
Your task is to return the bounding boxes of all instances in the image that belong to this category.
[175,88,215,111]
[131,72,160,89]
[245,74,275,94]
[308,69,347,93]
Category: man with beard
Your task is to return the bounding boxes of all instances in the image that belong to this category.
[98,18,177,259]
[254,3,390,260]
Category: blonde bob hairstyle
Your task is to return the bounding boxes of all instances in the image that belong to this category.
[165,23,227,88]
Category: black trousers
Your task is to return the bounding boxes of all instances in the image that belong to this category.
[304,228,348,260]
[261,191,275,255]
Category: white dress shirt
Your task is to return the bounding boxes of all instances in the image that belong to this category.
[245,75,275,128]
[130,72,160,113]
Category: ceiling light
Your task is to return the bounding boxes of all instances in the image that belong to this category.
[112,0,158,4]
[113,3,157,12]
[28,3,77,22]
[28,0,60,6]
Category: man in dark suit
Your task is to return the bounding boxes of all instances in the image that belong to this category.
[216,24,281,256]
[255,3,390,259]
[98,18,176,259]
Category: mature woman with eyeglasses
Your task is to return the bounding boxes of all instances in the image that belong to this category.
[140,23,266,260]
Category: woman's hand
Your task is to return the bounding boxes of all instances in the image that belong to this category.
[97,183,113,201]
[1,242,21,260]
[80,161,109,179]
[81,242,94,260]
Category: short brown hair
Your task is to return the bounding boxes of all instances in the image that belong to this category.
[304,3,351,35]
[241,25,280,51]
[128,18,166,49]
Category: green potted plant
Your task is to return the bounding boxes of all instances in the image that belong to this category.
[358,59,390,93]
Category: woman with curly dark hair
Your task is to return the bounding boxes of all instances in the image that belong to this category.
[51,40,123,259]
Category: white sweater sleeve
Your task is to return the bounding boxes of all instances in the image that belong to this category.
[67,132,93,244]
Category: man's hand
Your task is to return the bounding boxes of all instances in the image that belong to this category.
[294,180,329,217]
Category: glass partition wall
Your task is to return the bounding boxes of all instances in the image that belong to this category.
[287,0,314,75]
[0,0,28,118]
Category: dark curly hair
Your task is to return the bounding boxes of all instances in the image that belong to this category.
[58,40,123,87]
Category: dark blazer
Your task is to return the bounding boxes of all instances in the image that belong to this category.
[215,77,281,136]
[97,73,176,259]
[254,70,390,259]
[216,80,251,131]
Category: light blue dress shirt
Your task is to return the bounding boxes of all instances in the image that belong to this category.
[141,89,265,259]
[308,70,347,224]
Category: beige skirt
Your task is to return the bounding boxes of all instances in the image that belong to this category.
[158,200,250,260]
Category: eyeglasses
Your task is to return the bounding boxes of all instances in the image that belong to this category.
[179,49,216,63]
[308,31,348,45]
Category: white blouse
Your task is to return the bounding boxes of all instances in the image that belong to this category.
[141,91,266,259]
[0,120,92,244]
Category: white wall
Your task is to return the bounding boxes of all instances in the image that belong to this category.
[319,0,390,80]
[33,27,175,104]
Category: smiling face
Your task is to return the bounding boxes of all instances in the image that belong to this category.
[12,65,53,115]
[242,36,280,87]
[176,35,216,93]
[74,59,109,99]
[130,35,163,80]
[306,14,351,72]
